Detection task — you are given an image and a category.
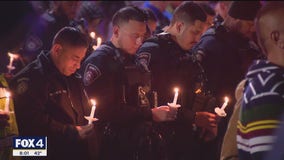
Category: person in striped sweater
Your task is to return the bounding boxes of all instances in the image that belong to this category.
[237,2,284,160]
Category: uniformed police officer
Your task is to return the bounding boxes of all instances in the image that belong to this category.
[19,1,82,65]
[79,6,174,160]
[10,27,96,160]
[136,2,219,160]
[191,1,262,160]
[0,1,36,75]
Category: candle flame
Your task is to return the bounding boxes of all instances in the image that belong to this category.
[8,52,19,59]
[224,96,229,103]
[195,88,202,94]
[90,32,96,39]
[90,99,96,106]
[174,88,179,92]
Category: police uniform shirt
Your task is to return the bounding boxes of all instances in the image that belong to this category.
[192,25,261,104]
[136,33,198,126]
[9,51,92,160]
[80,41,153,126]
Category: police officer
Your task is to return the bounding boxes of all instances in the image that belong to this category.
[136,2,218,160]
[10,27,96,160]
[191,1,262,160]
[20,1,81,65]
[0,1,36,75]
[79,6,173,160]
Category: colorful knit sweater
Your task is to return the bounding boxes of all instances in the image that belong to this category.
[237,60,284,160]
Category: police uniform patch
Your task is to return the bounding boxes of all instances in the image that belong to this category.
[25,34,43,52]
[83,63,101,86]
[136,52,151,72]
[16,78,29,95]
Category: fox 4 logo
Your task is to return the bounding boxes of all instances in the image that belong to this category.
[13,136,47,149]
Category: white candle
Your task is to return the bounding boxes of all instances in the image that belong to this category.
[221,96,229,110]
[92,37,102,50]
[7,52,19,73]
[4,91,10,112]
[97,37,102,47]
[88,99,96,124]
[172,88,179,105]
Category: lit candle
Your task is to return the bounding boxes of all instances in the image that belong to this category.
[7,52,19,74]
[4,91,10,113]
[92,37,102,50]
[96,37,102,47]
[88,99,96,124]
[89,32,96,39]
[221,96,229,110]
[172,88,179,105]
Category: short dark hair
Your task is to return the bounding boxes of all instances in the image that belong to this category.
[52,27,89,48]
[112,5,148,26]
[199,3,215,16]
[76,1,103,22]
[144,8,157,22]
[171,2,207,25]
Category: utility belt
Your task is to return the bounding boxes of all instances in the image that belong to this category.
[0,134,16,148]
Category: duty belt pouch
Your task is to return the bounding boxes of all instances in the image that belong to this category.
[124,65,151,108]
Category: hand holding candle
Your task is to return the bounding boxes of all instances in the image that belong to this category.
[215,96,229,117]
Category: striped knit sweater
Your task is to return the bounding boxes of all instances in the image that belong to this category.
[237,60,284,160]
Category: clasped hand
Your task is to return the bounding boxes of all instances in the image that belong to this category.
[151,104,180,122]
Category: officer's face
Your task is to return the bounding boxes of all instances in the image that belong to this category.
[54,44,87,76]
[177,20,204,50]
[238,20,255,40]
[116,20,147,55]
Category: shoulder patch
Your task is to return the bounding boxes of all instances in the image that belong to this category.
[25,34,43,52]
[137,52,151,64]
[136,52,151,72]
[16,77,30,95]
[83,63,101,86]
